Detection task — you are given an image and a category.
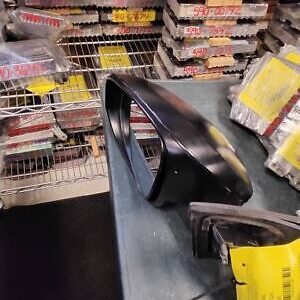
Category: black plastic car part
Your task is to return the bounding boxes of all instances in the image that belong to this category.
[189,202,300,264]
[105,74,253,207]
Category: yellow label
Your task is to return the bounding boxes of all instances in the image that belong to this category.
[239,57,300,122]
[98,45,132,69]
[112,9,156,23]
[70,8,83,15]
[230,239,300,300]
[278,128,300,170]
[58,74,92,103]
[90,136,100,158]
[26,77,58,97]
[124,21,151,27]
[285,52,300,66]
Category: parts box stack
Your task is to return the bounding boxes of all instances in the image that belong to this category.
[18,0,102,37]
[258,2,300,55]
[99,0,164,36]
[229,46,300,190]
[155,0,269,79]
[269,3,300,47]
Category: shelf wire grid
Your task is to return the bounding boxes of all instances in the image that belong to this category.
[0,132,107,196]
[60,34,160,82]
[0,34,161,199]
[130,103,162,177]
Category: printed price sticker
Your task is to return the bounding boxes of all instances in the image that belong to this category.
[230,239,300,300]
[184,26,203,37]
[193,5,241,17]
[239,57,300,122]
[184,25,233,37]
[98,45,132,69]
[112,9,156,23]
[191,45,233,58]
[0,63,47,81]
[209,26,233,36]
[19,12,64,27]
[192,47,209,58]
[112,26,154,35]
[278,128,300,169]
[184,65,202,75]
[58,74,92,103]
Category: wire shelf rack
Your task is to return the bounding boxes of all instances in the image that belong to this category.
[130,103,162,177]
[60,34,160,82]
[0,131,107,196]
[0,33,161,201]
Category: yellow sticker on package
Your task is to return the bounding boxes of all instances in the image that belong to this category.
[285,51,300,66]
[112,9,156,23]
[278,128,300,170]
[58,74,92,103]
[27,77,58,97]
[239,57,300,123]
[230,239,300,300]
[98,45,132,69]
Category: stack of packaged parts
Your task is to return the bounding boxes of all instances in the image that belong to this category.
[229,46,300,190]
[44,7,101,37]
[7,7,71,40]
[155,0,269,79]
[52,72,101,133]
[258,2,300,55]
[99,0,164,36]
[0,38,70,93]
[18,0,102,37]
[53,135,88,169]
[263,0,278,21]
[130,103,159,139]
[1,112,67,175]
[0,39,70,82]
[269,3,300,46]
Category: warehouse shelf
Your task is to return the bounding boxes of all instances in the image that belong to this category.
[0,33,161,201]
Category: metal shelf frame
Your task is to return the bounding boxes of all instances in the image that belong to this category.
[0,33,160,201]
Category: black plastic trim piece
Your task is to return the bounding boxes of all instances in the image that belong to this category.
[105,74,252,207]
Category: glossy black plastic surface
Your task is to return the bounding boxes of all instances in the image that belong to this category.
[105,74,252,207]
[189,202,300,262]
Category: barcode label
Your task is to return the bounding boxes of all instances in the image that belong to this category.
[282,267,292,300]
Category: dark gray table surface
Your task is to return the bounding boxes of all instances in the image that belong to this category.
[104,79,299,300]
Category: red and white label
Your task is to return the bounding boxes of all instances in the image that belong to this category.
[111,26,154,35]
[184,25,233,37]
[192,5,241,18]
[0,63,47,81]
[19,12,63,27]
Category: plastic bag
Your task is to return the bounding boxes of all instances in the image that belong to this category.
[230,53,300,135]
[229,47,300,190]
[265,124,300,191]
[52,73,101,132]
[9,7,70,41]
[0,39,70,82]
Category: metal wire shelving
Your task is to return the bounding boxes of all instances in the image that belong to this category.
[0,33,160,201]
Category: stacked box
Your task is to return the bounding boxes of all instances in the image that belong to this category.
[52,72,101,133]
[17,0,102,37]
[269,4,300,46]
[98,1,164,36]
[2,113,61,173]
[258,2,299,56]
[156,0,269,79]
